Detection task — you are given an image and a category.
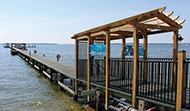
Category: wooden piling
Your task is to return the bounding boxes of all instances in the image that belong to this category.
[74,39,79,100]
[176,50,186,111]
[87,36,91,101]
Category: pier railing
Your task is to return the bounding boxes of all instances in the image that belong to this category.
[109,59,133,93]
[138,60,177,105]
[184,58,190,109]
[77,57,189,108]
[90,59,106,86]
[78,59,87,81]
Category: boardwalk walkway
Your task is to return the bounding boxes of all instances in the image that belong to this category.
[13,48,75,79]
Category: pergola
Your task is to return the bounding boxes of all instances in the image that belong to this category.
[71,6,185,110]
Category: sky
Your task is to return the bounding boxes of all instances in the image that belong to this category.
[0,0,189,44]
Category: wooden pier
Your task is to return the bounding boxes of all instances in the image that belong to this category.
[14,48,76,95]
[11,6,190,111]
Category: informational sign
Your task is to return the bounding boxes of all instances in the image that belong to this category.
[125,45,143,56]
[90,44,106,57]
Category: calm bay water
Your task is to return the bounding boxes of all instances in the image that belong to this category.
[0,44,190,110]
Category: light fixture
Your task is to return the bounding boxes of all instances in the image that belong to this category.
[177,34,183,42]
[136,32,144,39]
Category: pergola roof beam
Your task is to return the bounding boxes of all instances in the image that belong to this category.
[73,6,166,37]
[136,23,178,31]
[146,15,180,25]
[142,11,173,23]
[157,13,183,28]
[176,20,186,25]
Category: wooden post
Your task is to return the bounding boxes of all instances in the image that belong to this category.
[143,34,148,82]
[87,36,91,101]
[105,30,110,110]
[132,26,139,108]
[74,39,79,100]
[176,50,186,111]
[173,30,178,88]
[122,38,126,79]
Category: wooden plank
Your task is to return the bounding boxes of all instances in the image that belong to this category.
[132,26,139,109]
[105,30,110,110]
[176,51,186,111]
[58,81,75,96]
[173,30,178,88]
[87,36,91,101]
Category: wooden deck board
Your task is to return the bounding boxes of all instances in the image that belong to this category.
[14,48,75,79]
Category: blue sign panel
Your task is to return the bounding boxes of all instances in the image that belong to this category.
[125,45,133,56]
[125,45,143,56]
[91,44,106,57]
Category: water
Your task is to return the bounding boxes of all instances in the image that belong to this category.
[0,45,83,111]
[0,44,190,110]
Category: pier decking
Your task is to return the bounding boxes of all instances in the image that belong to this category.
[14,48,75,79]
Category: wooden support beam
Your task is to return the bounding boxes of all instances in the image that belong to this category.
[176,50,186,111]
[110,30,133,36]
[132,26,139,108]
[58,81,75,96]
[122,38,126,79]
[173,30,178,88]
[135,23,178,31]
[77,35,88,40]
[74,39,79,99]
[143,33,148,82]
[105,30,111,110]
[82,90,96,96]
[87,36,91,101]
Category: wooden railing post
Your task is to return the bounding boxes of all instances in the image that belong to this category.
[74,39,79,100]
[122,38,126,79]
[132,26,139,108]
[105,30,110,110]
[87,36,91,101]
[176,50,186,111]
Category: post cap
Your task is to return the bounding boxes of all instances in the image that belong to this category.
[179,50,186,52]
